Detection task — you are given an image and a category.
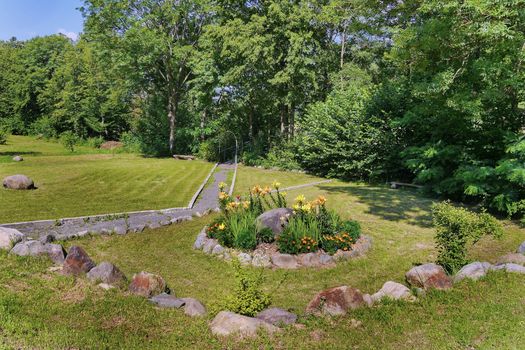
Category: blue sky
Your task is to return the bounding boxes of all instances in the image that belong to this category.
[0,0,84,41]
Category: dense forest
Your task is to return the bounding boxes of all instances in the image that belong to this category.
[0,0,524,220]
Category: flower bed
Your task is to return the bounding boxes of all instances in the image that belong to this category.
[193,182,371,269]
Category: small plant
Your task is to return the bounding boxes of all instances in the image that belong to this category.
[432,201,503,274]
[223,259,271,317]
[60,131,79,152]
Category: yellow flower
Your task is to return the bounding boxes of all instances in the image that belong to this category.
[301,203,312,212]
[263,186,271,194]
[272,180,281,189]
[317,195,327,205]
[218,182,227,191]
[218,223,226,231]
[294,194,306,204]
[226,202,240,211]
[218,191,229,200]
[251,185,262,195]
[293,203,301,211]
[242,201,250,209]
[281,192,287,197]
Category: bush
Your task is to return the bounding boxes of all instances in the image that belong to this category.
[60,131,79,152]
[432,201,503,274]
[120,131,142,153]
[223,259,271,317]
[0,128,7,145]
[86,136,104,149]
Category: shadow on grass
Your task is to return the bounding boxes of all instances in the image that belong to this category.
[0,151,42,156]
[320,184,435,228]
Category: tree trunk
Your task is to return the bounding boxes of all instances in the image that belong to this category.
[280,104,286,136]
[289,103,294,140]
[168,92,177,154]
[248,106,254,141]
[340,26,346,70]
[200,109,206,141]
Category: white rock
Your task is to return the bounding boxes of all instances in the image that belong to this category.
[210,311,278,338]
[493,263,525,274]
[238,253,252,265]
[371,281,413,302]
[0,227,24,250]
[193,231,207,250]
[181,298,206,317]
[454,262,493,282]
[518,241,525,255]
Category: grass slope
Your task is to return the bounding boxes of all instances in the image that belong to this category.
[1,174,523,349]
[0,136,213,223]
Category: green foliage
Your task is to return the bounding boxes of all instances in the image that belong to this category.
[0,128,7,145]
[60,131,79,152]
[223,259,271,317]
[277,216,321,254]
[432,201,503,274]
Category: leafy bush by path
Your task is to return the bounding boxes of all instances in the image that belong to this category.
[222,259,271,317]
[0,128,7,145]
[60,131,79,152]
[432,201,503,274]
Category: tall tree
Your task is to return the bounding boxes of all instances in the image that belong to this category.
[82,0,214,153]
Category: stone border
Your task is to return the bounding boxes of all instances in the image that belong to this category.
[193,226,372,269]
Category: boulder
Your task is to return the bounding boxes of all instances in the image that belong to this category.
[271,253,299,269]
[405,263,452,290]
[149,293,185,308]
[237,252,252,265]
[496,253,525,266]
[129,271,167,297]
[39,234,56,244]
[10,240,65,264]
[212,244,225,255]
[0,227,24,250]
[87,261,126,285]
[202,238,218,254]
[3,175,35,190]
[298,253,321,267]
[193,231,207,250]
[181,297,206,317]
[319,253,335,265]
[12,156,23,162]
[62,246,96,275]
[210,311,279,338]
[251,252,272,268]
[493,263,525,274]
[454,262,493,282]
[114,226,127,235]
[371,281,413,302]
[518,241,525,255]
[256,308,297,325]
[256,208,293,236]
[306,286,367,316]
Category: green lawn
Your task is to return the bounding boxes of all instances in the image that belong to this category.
[1,174,523,349]
[0,136,214,223]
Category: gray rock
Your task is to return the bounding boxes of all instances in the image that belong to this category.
[454,262,493,282]
[149,293,185,308]
[160,220,171,226]
[203,238,218,254]
[362,293,373,307]
[130,224,145,233]
[405,263,452,290]
[251,252,272,268]
[496,253,525,266]
[62,246,96,275]
[210,311,279,338]
[12,156,23,162]
[98,283,115,290]
[148,222,161,229]
[0,227,24,250]
[271,253,299,269]
[237,252,252,265]
[181,297,206,317]
[129,271,168,297]
[39,234,56,244]
[212,244,225,255]
[256,308,297,325]
[10,240,65,264]
[319,253,334,265]
[298,253,320,267]
[87,261,126,285]
[114,226,127,235]
[333,249,353,260]
[371,281,413,302]
[256,208,293,235]
[493,263,525,274]
[518,241,525,255]
[193,231,207,250]
[3,174,35,190]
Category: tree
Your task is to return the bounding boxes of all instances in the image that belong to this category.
[82,0,214,153]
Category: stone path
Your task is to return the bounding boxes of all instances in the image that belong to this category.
[2,163,234,240]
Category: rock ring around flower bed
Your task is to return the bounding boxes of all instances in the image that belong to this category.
[194,226,372,269]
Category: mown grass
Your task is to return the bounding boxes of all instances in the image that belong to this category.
[0,136,214,223]
[1,174,523,349]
